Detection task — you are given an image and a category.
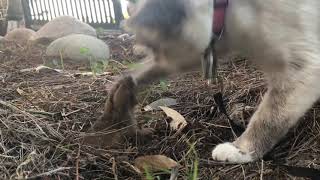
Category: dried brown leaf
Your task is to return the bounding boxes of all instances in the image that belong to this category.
[159,106,187,132]
[134,155,178,174]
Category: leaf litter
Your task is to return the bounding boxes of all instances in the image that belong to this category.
[0,36,319,179]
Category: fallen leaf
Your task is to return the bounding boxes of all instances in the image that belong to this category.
[159,106,187,132]
[35,65,62,73]
[134,155,179,174]
[20,68,34,73]
[73,71,111,77]
[144,98,177,111]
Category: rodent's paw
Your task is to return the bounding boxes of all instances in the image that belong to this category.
[108,76,137,112]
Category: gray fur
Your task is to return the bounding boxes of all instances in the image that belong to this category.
[128,0,187,39]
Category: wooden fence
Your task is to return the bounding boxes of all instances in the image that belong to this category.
[0,0,7,20]
[23,0,124,29]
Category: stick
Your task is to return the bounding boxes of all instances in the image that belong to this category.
[0,100,47,137]
[26,167,72,179]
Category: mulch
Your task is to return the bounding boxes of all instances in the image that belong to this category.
[0,35,319,179]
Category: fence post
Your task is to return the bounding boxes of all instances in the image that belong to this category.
[17,0,124,30]
[0,0,7,35]
[7,0,25,31]
[22,0,32,28]
[112,0,124,25]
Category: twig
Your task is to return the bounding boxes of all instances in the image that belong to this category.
[169,166,179,180]
[26,167,72,179]
[0,100,47,137]
[75,145,80,180]
[26,110,58,118]
[260,160,264,180]
[109,59,127,68]
[111,157,118,180]
[199,159,249,166]
[63,106,89,117]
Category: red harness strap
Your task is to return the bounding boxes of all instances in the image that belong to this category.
[213,0,229,36]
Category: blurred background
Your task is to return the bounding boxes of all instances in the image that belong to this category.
[0,0,131,35]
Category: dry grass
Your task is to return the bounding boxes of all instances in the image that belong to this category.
[0,36,319,180]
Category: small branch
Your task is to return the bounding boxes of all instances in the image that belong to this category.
[26,110,58,118]
[75,145,80,180]
[260,160,264,180]
[0,100,47,136]
[169,166,179,180]
[26,167,73,179]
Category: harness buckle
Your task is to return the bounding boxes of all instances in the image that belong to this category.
[201,37,218,84]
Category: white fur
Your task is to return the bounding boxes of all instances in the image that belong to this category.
[124,0,320,164]
[211,143,253,163]
[182,0,213,52]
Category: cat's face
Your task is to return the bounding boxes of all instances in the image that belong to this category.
[123,0,213,71]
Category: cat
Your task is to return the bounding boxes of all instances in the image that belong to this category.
[94,0,320,163]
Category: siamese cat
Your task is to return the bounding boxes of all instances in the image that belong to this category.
[88,0,320,163]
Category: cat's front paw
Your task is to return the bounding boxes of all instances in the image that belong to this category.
[212,142,253,163]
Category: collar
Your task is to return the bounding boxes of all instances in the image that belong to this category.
[213,0,229,38]
[202,0,229,84]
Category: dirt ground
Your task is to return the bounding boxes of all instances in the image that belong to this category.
[0,34,319,180]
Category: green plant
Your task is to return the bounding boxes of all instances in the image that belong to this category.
[90,60,108,76]
[79,47,108,76]
[144,166,155,180]
[143,165,172,180]
[59,50,65,70]
[79,47,90,54]
[159,79,169,91]
[124,60,143,70]
[185,141,199,180]
[95,27,104,35]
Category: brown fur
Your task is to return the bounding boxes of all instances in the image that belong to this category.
[82,76,153,148]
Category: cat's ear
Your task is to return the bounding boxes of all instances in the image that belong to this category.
[126,0,187,38]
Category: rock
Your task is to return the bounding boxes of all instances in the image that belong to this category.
[4,28,36,45]
[144,98,178,111]
[30,16,97,45]
[45,34,110,69]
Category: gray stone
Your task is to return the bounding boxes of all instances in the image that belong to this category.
[30,16,97,45]
[4,28,36,45]
[144,98,178,111]
[46,34,110,69]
